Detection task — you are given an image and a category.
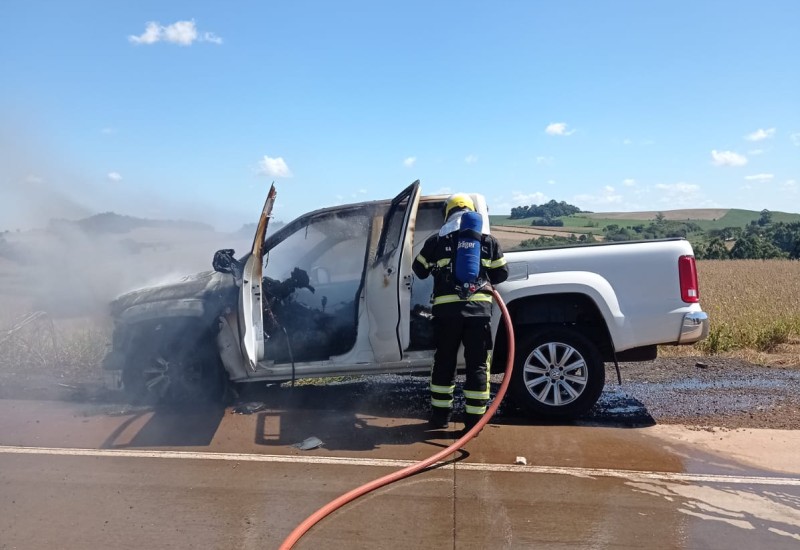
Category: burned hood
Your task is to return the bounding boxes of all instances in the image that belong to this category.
[109,270,237,318]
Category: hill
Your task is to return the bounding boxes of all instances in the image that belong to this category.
[47,212,214,235]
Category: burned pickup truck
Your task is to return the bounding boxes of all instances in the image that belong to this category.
[103,181,709,418]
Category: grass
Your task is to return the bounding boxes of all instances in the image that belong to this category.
[660,259,800,365]
[0,310,111,383]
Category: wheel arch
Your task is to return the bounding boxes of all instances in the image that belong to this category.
[492,292,615,374]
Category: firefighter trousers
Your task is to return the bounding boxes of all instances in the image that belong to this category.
[429,315,492,418]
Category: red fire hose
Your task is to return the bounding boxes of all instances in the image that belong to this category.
[279,289,515,549]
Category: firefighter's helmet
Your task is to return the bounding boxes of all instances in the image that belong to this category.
[444,193,476,219]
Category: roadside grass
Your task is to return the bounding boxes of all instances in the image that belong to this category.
[0,305,111,383]
[659,259,800,366]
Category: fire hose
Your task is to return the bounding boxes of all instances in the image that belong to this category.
[279,288,515,549]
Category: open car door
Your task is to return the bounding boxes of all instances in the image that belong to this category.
[365,180,421,363]
[239,184,277,371]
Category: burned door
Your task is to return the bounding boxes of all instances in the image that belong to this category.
[239,185,277,370]
[364,180,421,362]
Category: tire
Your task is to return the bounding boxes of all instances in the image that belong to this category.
[509,328,605,419]
[122,324,226,406]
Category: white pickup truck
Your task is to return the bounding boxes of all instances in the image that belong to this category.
[103,181,709,418]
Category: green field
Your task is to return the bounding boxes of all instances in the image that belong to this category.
[491,208,800,232]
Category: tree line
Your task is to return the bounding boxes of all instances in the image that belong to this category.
[604,209,800,259]
[510,200,584,226]
[510,206,800,259]
[694,210,800,260]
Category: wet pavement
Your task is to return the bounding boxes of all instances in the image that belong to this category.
[1,388,799,549]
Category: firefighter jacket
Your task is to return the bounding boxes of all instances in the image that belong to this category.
[412,229,509,318]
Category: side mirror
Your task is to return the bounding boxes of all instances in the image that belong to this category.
[212,249,238,274]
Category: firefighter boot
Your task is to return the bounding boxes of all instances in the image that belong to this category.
[428,407,452,429]
[462,413,483,436]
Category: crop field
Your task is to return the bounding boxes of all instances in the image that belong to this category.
[661,259,800,365]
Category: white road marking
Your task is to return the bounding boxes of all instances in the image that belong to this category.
[1,445,799,487]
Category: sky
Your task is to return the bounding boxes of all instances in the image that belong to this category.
[2,0,799,231]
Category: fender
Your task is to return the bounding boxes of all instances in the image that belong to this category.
[494,270,637,351]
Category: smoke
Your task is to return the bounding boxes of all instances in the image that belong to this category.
[0,126,253,319]
[0,130,95,231]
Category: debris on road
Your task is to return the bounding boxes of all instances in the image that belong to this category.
[294,436,324,451]
[232,402,267,415]
[515,456,527,465]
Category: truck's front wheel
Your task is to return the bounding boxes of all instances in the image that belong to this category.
[122,325,226,406]
[509,328,605,419]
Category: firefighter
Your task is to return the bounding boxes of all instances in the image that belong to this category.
[412,193,508,433]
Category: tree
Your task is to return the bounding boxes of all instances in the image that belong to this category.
[730,234,787,259]
[758,209,773,227]
[530,217,564,227]
[696,238,729,259]
[767,222,800,259]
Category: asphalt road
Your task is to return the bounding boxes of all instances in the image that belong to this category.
[1,389,799,550]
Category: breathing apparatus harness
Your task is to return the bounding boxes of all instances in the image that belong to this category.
[433,210,489,301]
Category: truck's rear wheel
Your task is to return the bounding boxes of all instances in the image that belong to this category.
[122,326,226,406]
[509,328,605,419]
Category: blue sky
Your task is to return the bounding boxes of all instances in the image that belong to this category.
[2,1,799,230]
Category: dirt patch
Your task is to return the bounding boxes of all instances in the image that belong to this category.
[491,226,600,250]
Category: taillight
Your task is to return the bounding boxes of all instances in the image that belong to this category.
[678,255,699,303]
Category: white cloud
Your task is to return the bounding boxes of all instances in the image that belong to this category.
[129,20,222,46]
[744,173,774,182]
[202,32,223,45]
[547,179,556,185]
[622,138,632,145]
[791,133,800,146]
[164,20,197,45]
[545,122,575,136]
[358,188,367,194]
[535,156,554,165]
[781,179,797,192]
[257,155,292,178]
[574,186,622,207]
[745,128,776,141]
[622,178,637,186]
[465,154,478,165]
[107,172,122,182]
[512,191,548,205]
[653,182,704,207]
[748,149,765,156]
[129,22,162,44]
[655,182,700,193]
[101,127,116,135]
[403,156,416,167]
[711,150,748,167]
